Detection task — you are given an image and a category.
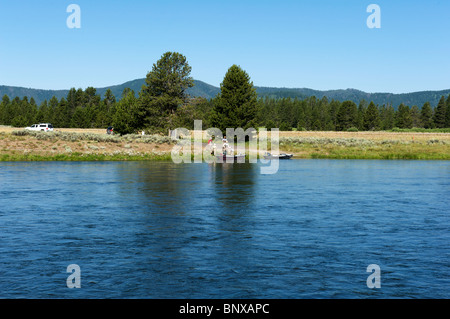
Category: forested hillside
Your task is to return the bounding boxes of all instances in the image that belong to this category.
[1,51,450,133]
[1,81,449,108]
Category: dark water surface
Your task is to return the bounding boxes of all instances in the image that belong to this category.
[0,160,448,298]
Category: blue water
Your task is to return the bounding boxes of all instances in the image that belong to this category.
[0,160,449,299]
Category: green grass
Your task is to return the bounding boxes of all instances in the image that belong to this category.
[283,142,450,160]
[0,152,173,162]
[2,131,450,161]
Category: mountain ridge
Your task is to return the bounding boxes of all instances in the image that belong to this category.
[1,79,449,109]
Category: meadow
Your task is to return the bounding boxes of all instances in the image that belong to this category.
[0,126,449,161]
[275,131,450,159]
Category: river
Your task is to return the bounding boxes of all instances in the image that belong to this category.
[0,160,448,298]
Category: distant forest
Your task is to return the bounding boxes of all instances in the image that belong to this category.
[1,87,449,132]
[1,51,450,133]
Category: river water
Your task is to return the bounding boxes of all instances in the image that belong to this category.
[0,160,448,298]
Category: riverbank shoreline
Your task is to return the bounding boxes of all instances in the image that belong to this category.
[1,127,449,161]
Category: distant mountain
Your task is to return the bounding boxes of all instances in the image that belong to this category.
[254,86,450,109]
[1,80,449,109]
[95,79,220,101]
[0,85,69,105]
[0,80,220,105]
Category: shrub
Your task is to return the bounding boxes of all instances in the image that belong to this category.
[11,130,173,145]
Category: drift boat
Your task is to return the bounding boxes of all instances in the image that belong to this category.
[263,152,293,160]
[215,154,246,162]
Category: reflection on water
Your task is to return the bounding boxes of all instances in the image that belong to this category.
[209,162,257,210]
[0,160,449,298]
[114,161,258,214]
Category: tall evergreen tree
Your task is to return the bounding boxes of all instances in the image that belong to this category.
[138,52,194,131]
[363,101,380,130]
[357,100,367,130]
[395,103,412,128]
[54,98,69,128]
[445,95,450,128]
[328,99,340,130]
[94,90,116,128]
[113,90,139,135]
[210,64,258,133]
[0,95,10,124]
[410,105,422,128]
[66,88,78,113]
[35,100,49,123]
[379,104,395,130]
[104,88,116,106]
[433,96,447,128]
[336,100,358,131]
[295,102,306,130]
[421,102,434,129]
[47,96,59,126]
[302,97,313,130]
[71,106,87,128]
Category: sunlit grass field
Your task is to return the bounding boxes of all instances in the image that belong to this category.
[1,126,449,160]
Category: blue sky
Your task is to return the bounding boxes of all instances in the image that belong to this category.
[0,0,449,93]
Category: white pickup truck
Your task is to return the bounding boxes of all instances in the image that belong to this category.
[25,123,54,132]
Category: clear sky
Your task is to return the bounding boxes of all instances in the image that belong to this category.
[0,0,449,93]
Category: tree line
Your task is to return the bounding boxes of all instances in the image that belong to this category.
[256,94,450,131]
[1,52,450,133]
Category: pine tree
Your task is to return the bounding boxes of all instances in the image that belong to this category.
[328,99,340,130]
[210,64,258,133]
[363,101,380,130]
[302,98,313,130]
[54,98,69,128]
[71,106,87,128]
[47,96,59,126]
[36,101,49,123]
[0,95,10,125]
[357,100,367,130]
[433,96,446,128]
[311,98,322,131]
[113,90,139,135]
[410,105,422,128]
[138,52,194,131]
[336,100,358,131]
[104,89,116,106]
[66,88,78,114]
[421,102,434,129]
[295,100,306,130]
[445,95,450,128]
[379,104,395,130]
[395,103,412,128]
[102,89,117,127]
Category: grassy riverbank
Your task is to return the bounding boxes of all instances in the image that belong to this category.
[275,131,450,159]
[0,152,172,161]
[0,127,449,161]
[0,128,174,161]
[280,139,450,160]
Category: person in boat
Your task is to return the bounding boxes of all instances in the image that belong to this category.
[222,136,228,155]
[208,135,215,155]
[222,136,235,156]
[222,143,229,155]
